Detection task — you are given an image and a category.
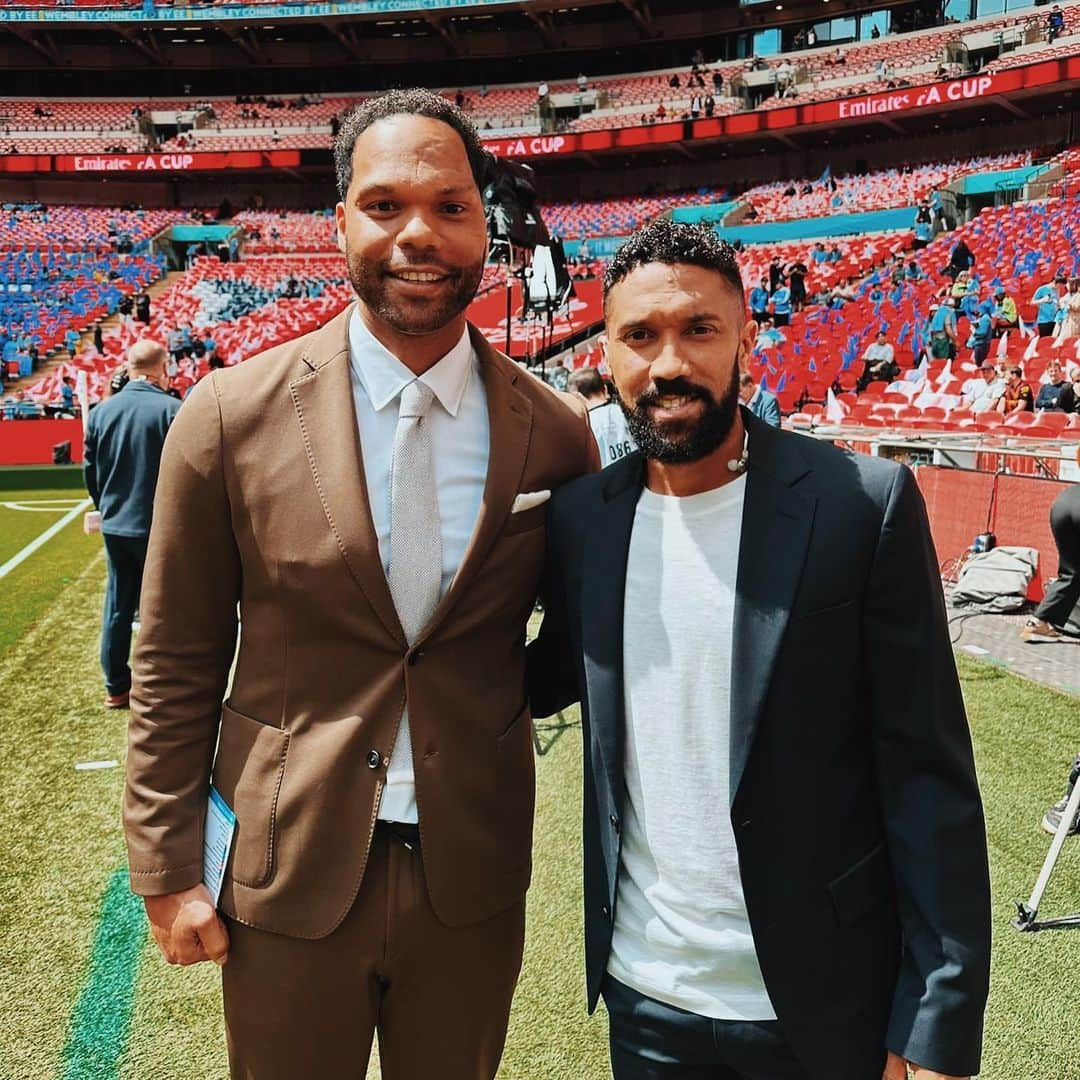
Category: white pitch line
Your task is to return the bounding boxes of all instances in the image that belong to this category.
[2,500,87,512]
[0,498,93,580]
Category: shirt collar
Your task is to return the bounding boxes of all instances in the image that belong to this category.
[348,306,474,418]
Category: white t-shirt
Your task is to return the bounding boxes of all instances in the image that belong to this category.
[588,402,638,467]
[609,476,776,1021]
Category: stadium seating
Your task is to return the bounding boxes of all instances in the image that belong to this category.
[5,0,1078,154]
[738,153,1031,224]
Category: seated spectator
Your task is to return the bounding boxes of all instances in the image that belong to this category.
[1056,366,1080,413]
[992,287,1018,333]
[997,365,1035,415]
[857,330,899,391]
[739,372,780,428]
[1035,360,1071,411]
[945,239,975,280]
[958,363,1004,414]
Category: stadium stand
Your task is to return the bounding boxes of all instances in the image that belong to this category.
[5,1,1079,153]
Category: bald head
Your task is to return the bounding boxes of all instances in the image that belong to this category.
[126,339,168,378]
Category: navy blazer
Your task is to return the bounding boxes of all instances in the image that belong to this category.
[84,380,181,538]
[527,410,990,1080]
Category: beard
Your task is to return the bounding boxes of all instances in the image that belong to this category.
[618,361,741,465]
[347,248,485,335]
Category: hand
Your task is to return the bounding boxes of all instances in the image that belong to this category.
[882,1051,968,1080]
[144,884,230,967]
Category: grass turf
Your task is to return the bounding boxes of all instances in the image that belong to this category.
[0,487,99,658]
[0,540,1077,1079]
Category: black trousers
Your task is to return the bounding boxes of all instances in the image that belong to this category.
[101,533,148,695]
[602,976,811,1080]
[1038,322,1057,338]
[1036,485,1080,629]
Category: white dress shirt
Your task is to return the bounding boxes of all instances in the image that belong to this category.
[347,307,490,823]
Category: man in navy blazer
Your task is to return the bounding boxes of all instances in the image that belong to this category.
[527,221,990,1080]
[84,339,180,708]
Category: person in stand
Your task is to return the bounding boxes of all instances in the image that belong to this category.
[83,340,181,709]
[1057,276,1080,339]
[1035,359,1070,412]
[945,239,975,281]
[770,281,792,328]
[749,277,770,325]
[1031,276,1063,337]
[967,302,993,366]
[996,364,1034,415]
[857,330,899,391]
[739,371,780,427]
[786,260,808,313]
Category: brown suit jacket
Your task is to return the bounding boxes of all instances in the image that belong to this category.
[123,304,598,938]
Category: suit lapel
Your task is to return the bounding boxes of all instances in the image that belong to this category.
[289,305,406,647]
[583,455,644,816]
[416,328,532,646]
[730,411,816,804]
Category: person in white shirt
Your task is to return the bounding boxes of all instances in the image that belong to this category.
[569,364,638,465]
[958,363,1003,414]
[857,330,899,390]
[528,219,990,1080]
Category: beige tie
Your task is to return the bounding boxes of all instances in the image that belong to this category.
[383,379,442,818]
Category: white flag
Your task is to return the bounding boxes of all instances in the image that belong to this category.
[996,331,1009,359]
[75,369,90,439]
[825,387,846,423]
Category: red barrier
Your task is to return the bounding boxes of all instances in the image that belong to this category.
[992,474,1067,580]
[916,466,1068,581]
[0,419,84,466]
[916,466,996,571]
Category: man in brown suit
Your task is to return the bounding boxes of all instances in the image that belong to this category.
[123,89,598,1079]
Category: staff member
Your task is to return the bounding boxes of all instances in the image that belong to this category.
[528,220,990,1080]
[83,339,180,708]
[123,89,597,1080]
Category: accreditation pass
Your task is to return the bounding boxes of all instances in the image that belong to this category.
[203,786,237,906]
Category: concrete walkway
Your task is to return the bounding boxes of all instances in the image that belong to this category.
[947,595,1080,697]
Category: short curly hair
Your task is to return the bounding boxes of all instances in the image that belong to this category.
[333,88,489,202]
[603,219,744,307]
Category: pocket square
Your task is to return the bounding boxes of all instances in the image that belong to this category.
[511,490,551,514]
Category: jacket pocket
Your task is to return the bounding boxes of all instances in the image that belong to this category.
[503,504,548,537]
[828,842,893,927]
[497,704,536,874]
[210,702,291,888]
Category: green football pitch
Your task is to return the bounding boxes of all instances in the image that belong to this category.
[1,469,1078,1080]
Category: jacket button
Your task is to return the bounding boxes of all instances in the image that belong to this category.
[366,750,381,769]
[739,818,752,831]
[601,904,610,920]
[408,648,425,666]
[609,814,620,832]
